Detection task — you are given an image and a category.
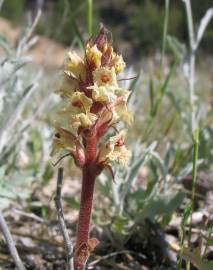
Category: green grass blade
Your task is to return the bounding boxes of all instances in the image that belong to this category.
[177,203,192,270]
[87,0,93,36]
[149,77,155,115]
[151,58,178,117]
[70,10,84,49]
[187,128,200,270]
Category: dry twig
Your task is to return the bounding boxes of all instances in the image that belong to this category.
[16,8,42,57]
[54,167,74,270]
[0,211,26,270]
[13,208,49,224]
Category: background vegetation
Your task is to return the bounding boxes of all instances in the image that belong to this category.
[0,0,213,269]
[1,0,213,57]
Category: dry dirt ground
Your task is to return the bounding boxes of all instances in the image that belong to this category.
[0,17,69,69]
[0,172,213,270]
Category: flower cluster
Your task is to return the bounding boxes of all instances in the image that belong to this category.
[52,27,132,172]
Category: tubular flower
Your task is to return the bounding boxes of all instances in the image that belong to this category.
[88,84,117,103]
[64,51,86,80]
[56,77,79,98]
[111,53,126,73]
[51,26,133,270]
[51,126,85,167]
[86,44,102,69]
[113,100,134,125]
[70,91,93,113]
[92,67,118,87]
[71,112,97,129]
[51,126,76,156]
[98,130,131,166]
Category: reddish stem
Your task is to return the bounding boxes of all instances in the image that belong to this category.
[85,133,97,164]
[74,166,96,270]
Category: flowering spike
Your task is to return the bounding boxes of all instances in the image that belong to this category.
[51,26,133,270]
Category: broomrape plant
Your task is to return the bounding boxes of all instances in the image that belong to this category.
[51,26,133,270]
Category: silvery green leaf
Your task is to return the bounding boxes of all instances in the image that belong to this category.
[0,33,13,55]
[124,141,157,186]
[118,141,157,214]
[0,166,6,179]
[195,8,213,50]
[0,12,52,209]
[182,247,213,270]
[150,151,167,181]
[175,159,203,181]
[135,191,185,223]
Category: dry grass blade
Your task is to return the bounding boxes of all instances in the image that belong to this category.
[13,208,49,224]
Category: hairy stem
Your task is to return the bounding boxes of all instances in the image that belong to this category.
[183,0,196,133]
[74,166,96,270]
[183,2,197,270]
[85,134,97,164]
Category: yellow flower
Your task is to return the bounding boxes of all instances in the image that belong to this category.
[114,88,131,101]
[86,44,102,68]
[57,76,78,98]
[51,126,77,156]
[69,92,97,128]
[59,91,92,118]
[113,101,133,126]
[89,84,117,103]
[71,112,97,129]
[51,139,65,157]
[92,67,118,87]
[64,51,86,79]
[99,130,131,166]
[70,91,93,113]
[109,145,131,166]
[59,92,95,130]
[111,53,126,73]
